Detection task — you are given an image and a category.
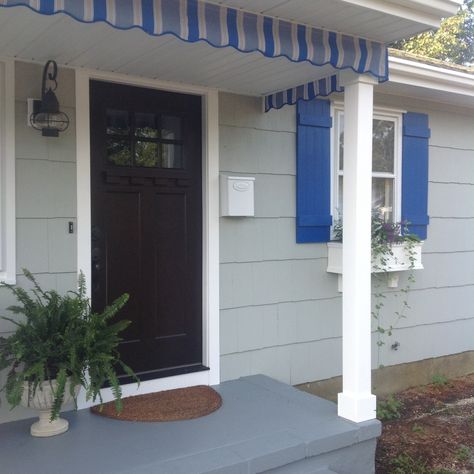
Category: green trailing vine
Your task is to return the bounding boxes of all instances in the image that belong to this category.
[0,269,139,420]
[333,208,420,352]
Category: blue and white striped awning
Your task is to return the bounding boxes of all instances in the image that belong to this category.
[0,0,389,111]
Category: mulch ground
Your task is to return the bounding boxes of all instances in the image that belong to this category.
[376,373,474,473]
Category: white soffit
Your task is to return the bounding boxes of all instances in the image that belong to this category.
[379,55,474,108]
[0,7,336,97]
[218,0,462,42]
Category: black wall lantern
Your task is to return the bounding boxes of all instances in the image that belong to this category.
[30,60,70,137]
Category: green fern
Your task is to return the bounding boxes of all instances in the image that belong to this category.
[0,269,138,420]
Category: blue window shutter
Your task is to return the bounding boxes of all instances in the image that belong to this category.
[402,112,430,240]
[296,99,332,243]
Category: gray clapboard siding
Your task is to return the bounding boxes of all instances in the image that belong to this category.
[16,218,49,273]
[220,125,296,175]
[220,298,342,356]
[221,337,344,386]
[374,285,474,329]
[423,218,474,253]
[219,92,295,133]
[429,109,474,150]
[0,61,77,425]
[220,259,339,310]
[429,183,474,218]
[220,217,328,263]
[378,317,474,367]
[389,252,474,290]
[429,146,474,184]
[16,158,76,218]
[219,91,474,383]
[254,174,296,218]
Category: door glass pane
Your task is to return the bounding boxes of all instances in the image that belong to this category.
[135,113,158,138]
[372,177,394,221]
[162,144,183,169]
[135,141,160,167]
[372,119,394,173]
[106,109,129,135]
[107,138,132,166]
[162,115,182,140]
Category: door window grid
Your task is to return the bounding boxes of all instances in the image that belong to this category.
[105,109,183,169]
[333,107,402,224]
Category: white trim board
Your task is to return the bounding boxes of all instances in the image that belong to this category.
[75,69,220,408]
[0,58,15,284]
[343,0,461,27]
[384,55,474,109]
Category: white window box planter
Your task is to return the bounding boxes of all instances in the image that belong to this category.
[327,241,423,291]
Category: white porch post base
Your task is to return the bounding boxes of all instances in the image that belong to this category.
[337,71,378,423]
[338,392,377,423]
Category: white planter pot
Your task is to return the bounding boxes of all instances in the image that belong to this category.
[21,379,79,437]
[327,241,423,291]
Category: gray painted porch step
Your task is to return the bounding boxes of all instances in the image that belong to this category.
[0,375,380,474]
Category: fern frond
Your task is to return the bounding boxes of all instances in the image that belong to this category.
[50,368,67,421]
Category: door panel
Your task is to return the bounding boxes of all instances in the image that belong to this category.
[90,80,203,382]
[103,190,142,343]
[153,192,188,338]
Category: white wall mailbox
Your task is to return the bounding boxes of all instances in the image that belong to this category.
[220,175,255,217]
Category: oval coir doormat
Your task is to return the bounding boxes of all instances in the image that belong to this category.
[90,385,222,422]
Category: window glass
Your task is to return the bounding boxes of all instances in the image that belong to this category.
[106,109,129,136]
[161,144,183,169]
[135,113,158,138]
[337,176,344,218]
[336,112,399,222]
[107,138,132,166]
[135,141,160,167]
[162,115,182,140]
[338,116,394,173]
[372,177,394,222]
[337,177,394,222]
[372,119,394,173]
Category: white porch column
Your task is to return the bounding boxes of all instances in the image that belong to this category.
[337,72,377,423]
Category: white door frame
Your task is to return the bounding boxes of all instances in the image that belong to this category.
[75,69,220,407]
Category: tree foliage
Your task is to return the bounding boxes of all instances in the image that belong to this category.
[393,0,474,65]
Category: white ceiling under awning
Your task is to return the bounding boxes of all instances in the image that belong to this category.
[218,0,461,42]
[0,7,338,97]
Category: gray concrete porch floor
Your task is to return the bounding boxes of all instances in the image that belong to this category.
[0,375,381,474]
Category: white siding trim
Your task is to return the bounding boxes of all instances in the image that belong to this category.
[343,0,461,28]
[0,59,15,284]
[75,69,220,407]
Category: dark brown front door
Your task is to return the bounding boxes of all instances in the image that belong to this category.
[90,80,203,383]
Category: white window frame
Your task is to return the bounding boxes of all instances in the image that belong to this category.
[331,102,404,226]
[0,58,15,284]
